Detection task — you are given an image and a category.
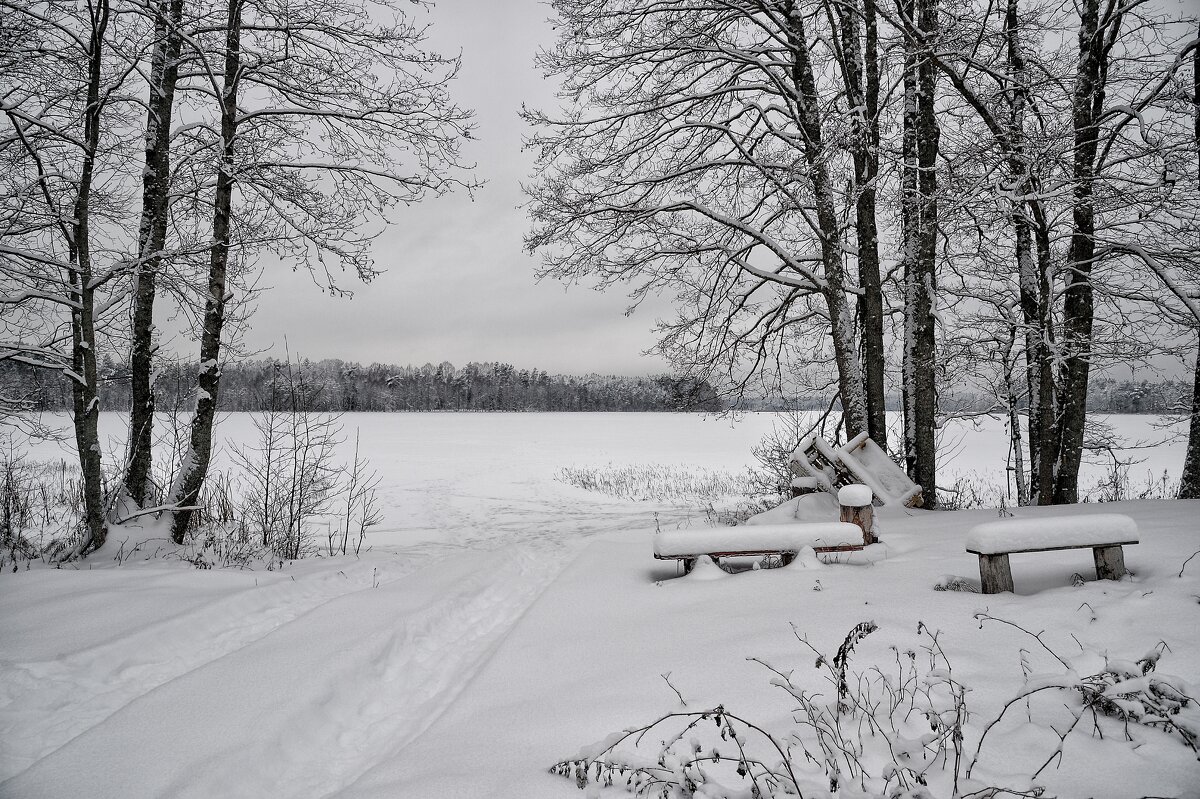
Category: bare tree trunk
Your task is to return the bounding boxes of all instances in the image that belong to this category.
[901,0,939,507]
[69,0,112,554]
[1181,343,1200,499]
[1002,0,1054,504]
[1029,210,1059,501]
[901,0,919,480]
[1180,34,1200,501]
[125,0,185,508]
[168,0,241,542]
[785,3,869,439]
[1054,0,1117,504]
[834,0,886,448]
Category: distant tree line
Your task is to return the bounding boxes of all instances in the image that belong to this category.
[0,358,723,413]
[734,378,1194,416]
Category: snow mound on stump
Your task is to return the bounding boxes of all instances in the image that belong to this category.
[837,484,873,507]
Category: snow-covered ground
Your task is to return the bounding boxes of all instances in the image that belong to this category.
[3,412,1198,798]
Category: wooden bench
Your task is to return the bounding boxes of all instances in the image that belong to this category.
[965,514,1139,594]
[654,522,867,574]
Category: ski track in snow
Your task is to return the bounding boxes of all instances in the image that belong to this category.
[0,557,409,780]
[1,541,576,797]
[1,470,659,785]
[158,545,570,799]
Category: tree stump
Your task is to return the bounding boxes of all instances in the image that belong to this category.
[837,484,877,545]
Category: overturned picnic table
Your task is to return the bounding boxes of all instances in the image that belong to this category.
[654,522,868,574]
[790,432,923,508]
[965,513,1139,594]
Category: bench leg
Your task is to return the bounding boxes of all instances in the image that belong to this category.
[681,558,696,575]
[978,553,1014,594]
[1093,545,1127,581]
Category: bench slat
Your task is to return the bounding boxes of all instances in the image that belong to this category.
[655,543,864,560]
[966,539,1138,556]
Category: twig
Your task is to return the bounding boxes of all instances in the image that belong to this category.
[1179,549,1200,578]
[661,671,687,706]
[975,612,1070,669]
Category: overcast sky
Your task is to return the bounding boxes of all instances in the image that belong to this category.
[233,0,675,376]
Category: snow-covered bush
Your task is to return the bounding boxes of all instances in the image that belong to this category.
[551,619,1198,798]
[550,622,1018,798]
[969,614,1198,776]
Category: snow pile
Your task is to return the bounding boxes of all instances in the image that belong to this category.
[965,513,1139,554]
[744,491,840,525]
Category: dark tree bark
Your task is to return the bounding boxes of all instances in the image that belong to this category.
[1181,344,1200,499]
[901,0,940,507]
[833,0,887,448]
[168,0,242,542]
[124,0,185,508]
[1180,32,1200,501]
[1001,0,1057,504]
[785,2,869,439]
[68,0,112,553]
[1053,0,1121,504]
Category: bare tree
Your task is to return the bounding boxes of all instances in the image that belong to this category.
[0,0,144,552]
[162,0,475,541]
[527,0,881,438]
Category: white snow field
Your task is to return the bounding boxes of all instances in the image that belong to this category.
[2,412,1198,798]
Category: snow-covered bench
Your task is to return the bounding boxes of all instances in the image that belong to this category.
[964,514,1139,594]
[654,522,867,574]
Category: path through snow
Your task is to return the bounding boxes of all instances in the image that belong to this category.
[1,545,571,797]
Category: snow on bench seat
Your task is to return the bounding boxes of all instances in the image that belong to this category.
[964,513,1139,594]
[654,522,865,559]
[965,513,1139,555]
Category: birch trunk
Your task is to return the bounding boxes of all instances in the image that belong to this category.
[70,0,112,553]
[835,0,886,448]
[1054,0,1115,504]
[1180,343,1200,499]
[785,3,869,439]
[168,0,241,542]
[125,0,185,508]
[901,0,939,506]
[1180,39,1200,500]
[1002,0,1055,504]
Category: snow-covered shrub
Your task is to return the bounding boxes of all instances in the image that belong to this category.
[937,474,1009,511]
[970,615,1199,775]
[550,622,1029,798]
[933,575,979,593]
[552,616,1199,798]
[702,497,778,527]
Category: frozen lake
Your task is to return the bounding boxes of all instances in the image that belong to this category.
[30,410,1191,500]
[21,410,1191,552]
